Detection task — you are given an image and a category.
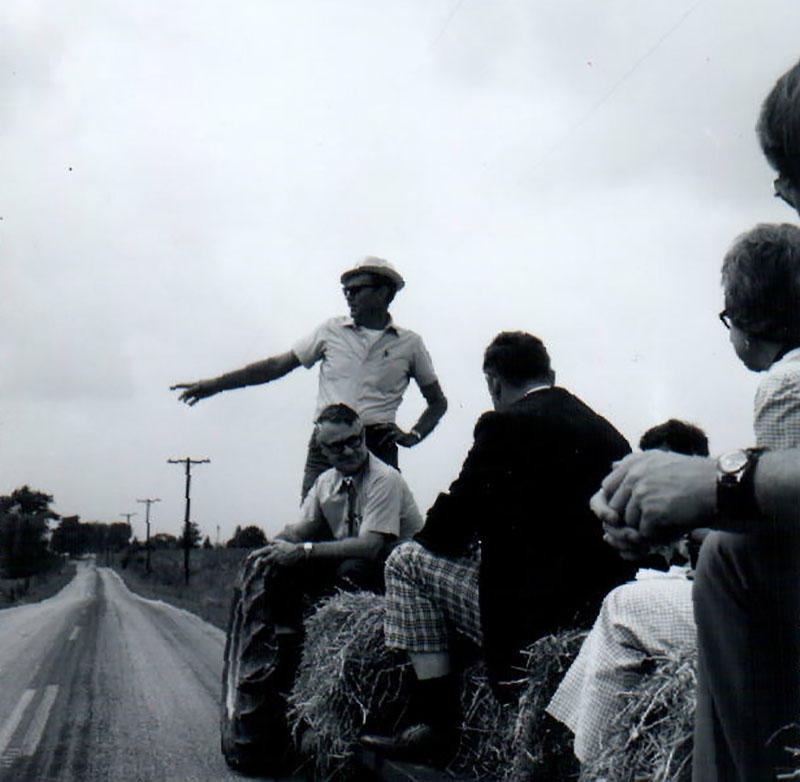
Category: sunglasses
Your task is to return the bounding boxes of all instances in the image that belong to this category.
[319,432,365,453]
[343,284,378,297]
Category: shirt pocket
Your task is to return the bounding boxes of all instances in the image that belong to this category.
[374,353,411,393]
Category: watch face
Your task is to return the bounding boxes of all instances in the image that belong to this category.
[719,449,749,475]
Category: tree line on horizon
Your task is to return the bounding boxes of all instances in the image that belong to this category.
[0,485,273,581]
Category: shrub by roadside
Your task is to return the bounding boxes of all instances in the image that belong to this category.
[0,557,77,607]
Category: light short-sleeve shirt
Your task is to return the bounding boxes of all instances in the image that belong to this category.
[292,316,438,425]
[754,347,800,449]
[299,453,423,541]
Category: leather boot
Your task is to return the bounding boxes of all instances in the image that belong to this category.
[360,675,460,766]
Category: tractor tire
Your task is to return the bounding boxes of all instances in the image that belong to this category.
[220,556,295,776]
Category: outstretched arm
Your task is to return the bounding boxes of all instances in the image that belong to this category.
[373,380,448,448]
[170,350,301,406]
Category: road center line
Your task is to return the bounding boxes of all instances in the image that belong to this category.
[20,685,59,757]
[0,689,35,757]
[68,626,80,641]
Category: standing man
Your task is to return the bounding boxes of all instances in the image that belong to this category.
[361,332,636,765]
[171,257,447,497]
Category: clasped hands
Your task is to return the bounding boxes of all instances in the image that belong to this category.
[591,450,717,561]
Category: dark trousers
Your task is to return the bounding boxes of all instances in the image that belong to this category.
[267,557,386,631]
[692,530,800,781]
[300,423,399,499]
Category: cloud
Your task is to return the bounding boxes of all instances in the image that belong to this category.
[1,0,799,536]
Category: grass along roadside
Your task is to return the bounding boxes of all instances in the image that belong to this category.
[109,547,250,631]
[0,558,78,608]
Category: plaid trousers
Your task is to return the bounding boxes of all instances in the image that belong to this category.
[383,540,483,653]
[546,573,696,764]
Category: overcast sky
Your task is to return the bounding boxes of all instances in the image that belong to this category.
[2,0,799,542]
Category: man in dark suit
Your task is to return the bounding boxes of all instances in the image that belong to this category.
[361,331,635,765]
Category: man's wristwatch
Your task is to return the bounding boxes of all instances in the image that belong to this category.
[716,448,765,523]
[303,542,314,559]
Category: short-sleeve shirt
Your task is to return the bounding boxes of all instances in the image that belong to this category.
[754,347,800,449]
[298,453,423,540]
[292,316,438,425]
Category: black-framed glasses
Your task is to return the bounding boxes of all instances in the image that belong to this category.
[719,310,732,330]
[319,432,365,453]
[343,283,377,298]
[774,177,797,209]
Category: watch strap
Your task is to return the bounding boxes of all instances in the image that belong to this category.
[716,447,765,523]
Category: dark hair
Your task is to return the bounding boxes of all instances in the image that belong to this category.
[639,419,709,456]
[315,403,361,428]
[721,223,800,343]
[757,59,800,183]
[482,331,552,385]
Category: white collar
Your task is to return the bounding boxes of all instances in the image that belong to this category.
[522,383,553,397]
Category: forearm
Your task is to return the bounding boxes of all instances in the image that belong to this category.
[213,352,300,392]
[751,449,800,533]
[306,534,387,561]
[676,449,800,535]
[410,398,447,439]
[412,382,447,439]
[276,518,324,543]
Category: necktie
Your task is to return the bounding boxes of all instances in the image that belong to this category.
[343,478,359,538]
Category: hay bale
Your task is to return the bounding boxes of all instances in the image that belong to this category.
[580,647,697,782]
[287,591,413,780]
[289,590,584,781]
[506,630,587,780]
[453,629,585,781]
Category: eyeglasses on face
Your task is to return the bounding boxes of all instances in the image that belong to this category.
[343,283,378,298]
[719,310,732,330]
[319,432,365,453]
[774,177,797,209]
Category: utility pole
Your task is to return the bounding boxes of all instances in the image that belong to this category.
[136,498,161,574]
[119,512,136,567]
[167,457,210,584]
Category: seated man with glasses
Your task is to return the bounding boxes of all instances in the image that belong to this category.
[171,256,447,498]
[596,57,800,779]
[222,403,423,775]
[249,403,423,682]
[256,402,423,595]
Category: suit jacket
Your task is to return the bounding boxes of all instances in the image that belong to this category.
[414,386,635,697]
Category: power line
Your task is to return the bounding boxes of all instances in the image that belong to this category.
[521,0,707,181]
[430,0,468,50]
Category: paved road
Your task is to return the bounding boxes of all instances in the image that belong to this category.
[0,561,251,782]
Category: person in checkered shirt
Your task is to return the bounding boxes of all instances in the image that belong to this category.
[596,60,800,782]
[547,419,709,766]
